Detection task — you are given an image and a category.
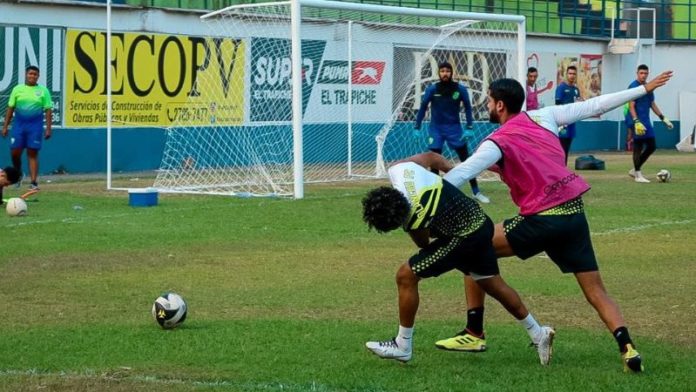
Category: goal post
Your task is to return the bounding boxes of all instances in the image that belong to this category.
[153,0,526,198]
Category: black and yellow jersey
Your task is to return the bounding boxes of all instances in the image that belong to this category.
[388,162,487,238]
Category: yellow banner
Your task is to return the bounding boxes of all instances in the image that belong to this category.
[65,30,244,127]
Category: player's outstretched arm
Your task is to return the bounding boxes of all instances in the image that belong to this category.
[543,71,673,128]
[644,70,673,93]
[443,141,501,189]
[646,71,674,129]
[539,80,553,94]
[397,152,453,173]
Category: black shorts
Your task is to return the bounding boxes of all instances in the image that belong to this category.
[409,217,499,278]
[503,212,598,273]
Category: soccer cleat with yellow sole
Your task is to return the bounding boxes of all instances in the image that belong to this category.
[622,344,644,373]
[435,330,487,352]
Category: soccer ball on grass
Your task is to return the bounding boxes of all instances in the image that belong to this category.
[6,198,28,217]
[152,292,188,329]
[656,169,671,183]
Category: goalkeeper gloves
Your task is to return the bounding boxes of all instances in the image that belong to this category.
[659,115,674,130]
[633,118,647,136]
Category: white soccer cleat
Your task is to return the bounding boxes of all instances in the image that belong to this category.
[532,326,555,365]
[634,175,650,183]
[366,338,412,362]
[473,192,491,204]
[628,169,636,178]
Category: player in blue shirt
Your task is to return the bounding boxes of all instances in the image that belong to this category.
[414,62,490,204]
[555,65,583,164]
[624,64,673,183]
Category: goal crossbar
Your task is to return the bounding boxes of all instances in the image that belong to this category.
[153,0,526,198]
[300,0,525,24]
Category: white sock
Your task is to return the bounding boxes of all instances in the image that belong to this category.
[635,170,643,178]
[518,314,542,343]
[396,325,413,350]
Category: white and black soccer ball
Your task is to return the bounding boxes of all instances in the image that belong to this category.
[5,198,27,217]
[656,169,672,183]
[152,292,188,329]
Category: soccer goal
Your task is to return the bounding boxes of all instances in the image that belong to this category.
[153,0,525,198]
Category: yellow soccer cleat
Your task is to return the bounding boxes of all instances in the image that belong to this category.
[622,344,644,373]
[435,330,487,352]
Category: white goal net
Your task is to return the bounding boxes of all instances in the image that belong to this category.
[676,126,695,152]
[153,0,524,197]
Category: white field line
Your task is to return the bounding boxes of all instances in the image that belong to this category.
[4,201,691,236]
[0,192,367,229]
[0,369,340,391]
[591,219,693,236]
[0,205,212,229]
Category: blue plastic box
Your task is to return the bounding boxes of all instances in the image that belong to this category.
[128,188,158,207]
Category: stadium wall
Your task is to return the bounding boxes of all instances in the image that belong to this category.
[0,2,692,175]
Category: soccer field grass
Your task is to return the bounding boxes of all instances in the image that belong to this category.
[1,152,694,391]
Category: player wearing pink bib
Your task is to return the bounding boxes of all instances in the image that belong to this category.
[486,113,591,215]
[438,71,673,373]
[525,66,553,110]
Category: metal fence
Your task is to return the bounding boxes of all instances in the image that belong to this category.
[70,0,696,41]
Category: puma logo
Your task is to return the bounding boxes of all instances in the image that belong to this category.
[354,66,379,82]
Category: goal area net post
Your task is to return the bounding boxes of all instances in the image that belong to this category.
[153,0,525,198]
[675,125,695,152]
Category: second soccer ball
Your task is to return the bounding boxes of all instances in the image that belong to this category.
[656,169,671,183]
[6,198,28,217]
[152,292,188,329]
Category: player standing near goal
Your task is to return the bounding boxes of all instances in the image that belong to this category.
[437,70,673,373]
[2,65,53,191]
[361,152,554,365]
[625,64,674,183]
[414,62,490,204]
[555,65,583,164]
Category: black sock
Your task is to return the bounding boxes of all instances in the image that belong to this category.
[0,187,3,205]
[465,307,485,337]
[613,326,634,353]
